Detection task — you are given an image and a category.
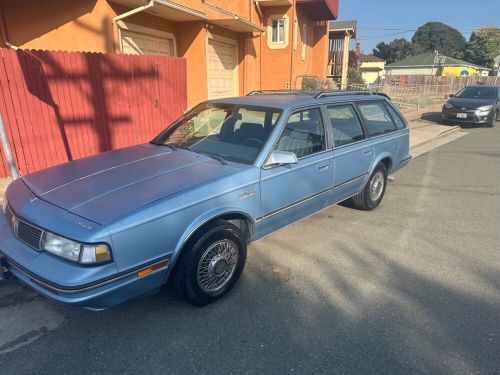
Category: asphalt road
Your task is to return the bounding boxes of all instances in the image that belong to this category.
[1,124,499,374]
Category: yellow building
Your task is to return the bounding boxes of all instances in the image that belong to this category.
[357,54,385,84]
[349,45,385,85]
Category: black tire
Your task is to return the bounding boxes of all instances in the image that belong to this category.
[352,164,388,211]
[487,115,495,127]
[171,220,247,306]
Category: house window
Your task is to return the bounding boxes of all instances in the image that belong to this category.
[272,18,286,43]
[267,15,289,49]
[301,23,307,60]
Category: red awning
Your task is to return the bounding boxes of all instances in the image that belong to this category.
[296,0,338,21]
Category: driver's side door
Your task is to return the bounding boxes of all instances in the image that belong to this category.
[259,107,334,237]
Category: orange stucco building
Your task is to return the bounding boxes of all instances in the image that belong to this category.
[0,0,338,106]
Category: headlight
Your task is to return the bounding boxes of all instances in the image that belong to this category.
[43,232,81,262]
[477,105,493,112]
[443,102,453,109]
[43,232,111,264]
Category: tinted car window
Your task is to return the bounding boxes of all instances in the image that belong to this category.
[275,108,326,158]
[328,105,365,147]
[384,103,406,130]
[357,102,397,137]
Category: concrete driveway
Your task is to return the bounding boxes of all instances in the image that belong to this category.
[1,121,499,374]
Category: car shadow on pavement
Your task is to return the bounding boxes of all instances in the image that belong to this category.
[1,212,498,375]
[421,111,491,129]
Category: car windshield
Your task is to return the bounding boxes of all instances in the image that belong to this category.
[152,103,282,164]
[455,87,497,99]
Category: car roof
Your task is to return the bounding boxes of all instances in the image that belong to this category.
[207,91,390,110]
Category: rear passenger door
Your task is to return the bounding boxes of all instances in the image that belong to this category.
[259,107,333,237]
[328,104,374,204]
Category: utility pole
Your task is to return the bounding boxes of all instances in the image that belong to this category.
[0,112,19,179]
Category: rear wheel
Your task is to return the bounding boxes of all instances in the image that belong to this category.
[352,164,388,211]
[171,220,247,306]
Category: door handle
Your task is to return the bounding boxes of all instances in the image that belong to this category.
[364,149,373,155]
[317,162,331,170]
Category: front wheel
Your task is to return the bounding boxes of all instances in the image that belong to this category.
[172,220,247,306]
[352,164,388,210]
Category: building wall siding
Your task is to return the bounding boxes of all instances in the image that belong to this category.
[0,0,331,105]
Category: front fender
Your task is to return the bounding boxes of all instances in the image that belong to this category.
[163,206,256,281]
[175,207,256,254]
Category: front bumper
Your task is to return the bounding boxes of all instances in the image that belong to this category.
[0,214,169,310]
[441,108,494,124]
[0,254,168,310]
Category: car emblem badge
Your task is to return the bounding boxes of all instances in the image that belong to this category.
[238,190,256,200]
[461,108,466,110]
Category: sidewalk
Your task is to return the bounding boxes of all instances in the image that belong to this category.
[400,104,461,149]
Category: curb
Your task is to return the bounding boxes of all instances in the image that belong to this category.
[410,125,461,150]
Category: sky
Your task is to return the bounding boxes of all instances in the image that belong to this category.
[338,0,500,54]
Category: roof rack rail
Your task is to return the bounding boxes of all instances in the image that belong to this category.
[314,91,391,99]
[246,90,317,96]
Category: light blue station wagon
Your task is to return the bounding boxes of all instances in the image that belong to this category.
[0,91,411,310]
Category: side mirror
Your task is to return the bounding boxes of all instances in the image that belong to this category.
[449,94,455,98]
[264,150,298,168]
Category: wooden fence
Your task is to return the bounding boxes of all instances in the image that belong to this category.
[0,48,187,178]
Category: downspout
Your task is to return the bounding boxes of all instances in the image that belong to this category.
[254,1,264,90]
[0,5,19,50]
[254,1,263,19]
[112,0,155,52]
[289,0,296,89]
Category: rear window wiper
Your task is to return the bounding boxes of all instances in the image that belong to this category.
[149,141,176,151]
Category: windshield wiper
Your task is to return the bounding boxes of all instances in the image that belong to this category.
[182,147,227,165]
[149,141,176,151]
[201,152,227,165]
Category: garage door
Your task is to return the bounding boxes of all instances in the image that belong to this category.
[207,39,236,99]
[121,29,175,57]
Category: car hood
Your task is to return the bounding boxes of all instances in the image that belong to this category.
[22,144,236,224]
[448,97,495,109]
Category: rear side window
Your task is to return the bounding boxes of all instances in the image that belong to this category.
[357,102,397,137]
[275,108,326,158]
[327,105,366,147]
[384,103,406,130]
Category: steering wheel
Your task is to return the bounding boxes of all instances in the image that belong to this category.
[243,138,264,148]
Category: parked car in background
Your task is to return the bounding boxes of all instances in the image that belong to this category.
[442,85,500,127]
[0,91,411,310]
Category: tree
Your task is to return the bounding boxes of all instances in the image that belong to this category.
[373,38,414,64]
[347,68,364,85]
[411,22,466,58]
[464,26,500,69]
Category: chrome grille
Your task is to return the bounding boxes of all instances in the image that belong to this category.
[6,205,43,250]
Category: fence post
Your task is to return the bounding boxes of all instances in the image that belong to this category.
[0,112,19,179]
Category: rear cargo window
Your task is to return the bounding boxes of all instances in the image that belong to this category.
[356,102,397,137]
[384,103,406,130]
